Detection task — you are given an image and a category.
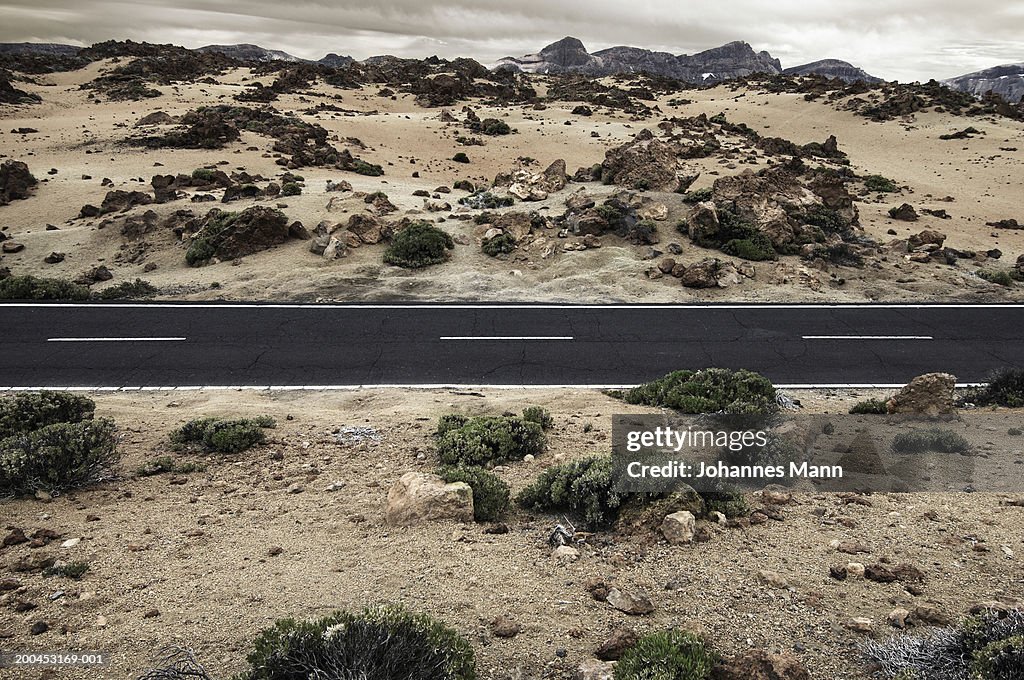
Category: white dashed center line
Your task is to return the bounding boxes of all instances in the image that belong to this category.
[47,337,187,342]
[802,335,933,340]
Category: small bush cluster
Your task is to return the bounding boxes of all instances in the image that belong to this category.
[614,630,717,680]
[237,606,476,680]
[1,419,119,497]
[191,168,217,182]
[968,368,1024,408]
[721,234,778,261]
[978,269,1016,287]
[0,275,91,301]
[435,415,545,467]
[521,406,554,431]
[97,279,158,300]
[452,152,470,164]
[864,174,899,192]
[280,182,302,197]
[517,455,623,530]
[892,429,971,455]
[352,159,385,177]
[680,187,713,203]
[482,233,516,257]
[383,222,454,269]
[437,465,510,522]
[477,118,511,136]
[43,561,90,580]
[459,192,515,210]
[850,398,889,415]
[865,609,1024,680]
[619,368,778,416]
[137,456,204,477]
[170,416,275,454]
[0,392,96,439]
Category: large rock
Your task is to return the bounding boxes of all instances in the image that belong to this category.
[601,129,694,191]
[660,511,697,545]
[346,214,385,244]
[887,373,957,417]
[99,190,154,215]
[188,206,290,262]
[712,651,811,680]
[0,160,37,205]
[384,472,474,527]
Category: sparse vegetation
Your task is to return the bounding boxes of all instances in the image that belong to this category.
[280,182,302,196]
[459,192,515,210]
[191,167,216,182]
[978,269,1015,287]
[482,233,516,256]
[237,606,476,680]
[613,630,717,680]
[721,234,778,261]
[680,187,713,203]
[137,456,204,477]
[864,174,899,192]
[851,398,889,415]
[0,391,96,439]
[43,561,91,580]
[0,419,119,497]
[517,455,622,530]
[478,118,511,136]
[170,416,276,454]
[968,368,1024,408]
[0,275,91,301]
[383,222,455,268]
[435,415,545,467]
[352,159,385,177]
[617,368,778,415]
[97,279,158,300]
[437,465,510,522]
[891,428,971,455]
[521,406,554,431]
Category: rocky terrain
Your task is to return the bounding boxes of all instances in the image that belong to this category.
[0,39,1022,303]
[944,63,1024,107]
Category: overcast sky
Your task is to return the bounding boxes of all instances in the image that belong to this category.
[1,0,1022,81]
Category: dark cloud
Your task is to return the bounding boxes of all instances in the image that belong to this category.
[1,0,1021,80]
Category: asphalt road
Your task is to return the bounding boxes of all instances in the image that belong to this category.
[1,303,1022,389]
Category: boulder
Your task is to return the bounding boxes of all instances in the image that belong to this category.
[0,159,37,205]
[889,203,919,221]
[188,206,290,263]
[606,588,655,615]
[2,241,25,254]
[595,628,638,661]
[601,129,694,191]
[346,214,385,244]
[712,651,811,680]
[660,511,696,545]
[100,190,153,215]
[887,373,957,417]
[541,159,568,192]
[384,472,474,526]
[908,229,946,249]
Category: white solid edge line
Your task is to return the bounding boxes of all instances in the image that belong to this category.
[802,335,934,340]
[1,302,1024,310]
[439,336,574,341]
[0,383,988,392]
[46,337,187,342]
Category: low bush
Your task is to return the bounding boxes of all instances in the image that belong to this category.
[137,456,204,477]
[437,465,510,522]
[43,561,90,580]
[978,269,1015,287]
[892,429,971,455]
[803,206,850,235]
[482,233,516,257]
[865,610,1024,680]
[864,174,899,192]
[97,279,158,300]
[238,605,476,680]
[968,368,1024,408]
[383,222,454,269]
[700,486,750,519]
[680,187,713,203]
[613,630,717,680]
[280,182,302,197]
[619,368,778,415]
[850,398,889,414]
[170,416,275,454]
[0,391,96,439]
[436,414,470,438]
[479,118,511,136]
[352,159,384,176]
[517,455,623,530]
[0,275,91,301]
[191,168,217,182]
[721,234,777,261]
[452,152,470,164]
[521,406,554,431]
[436,415,545,467]
[0,419,119,497]
[459,192,514,210]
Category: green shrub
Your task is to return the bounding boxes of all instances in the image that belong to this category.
[851,398,889,415]
[721,235,777,261]
[170,416,275,454]
[383,222,454,268]
[280,182,302,197]
[97,279,158,300]
[613,630,717,680]
[459,192,515,210]
[680,187,713,203]
[803,206,850,235]
[479,119,511,136]
[892,429,971,455]
[864,174,898,192]
[352,159,384,177]
[452,152,470,164]
[482,233,516,256]
[436,416,545,467]
[137,456,204,477]
[437,465,510,522]
[43,561,90,580]
[436,414,470,438]
[517,455,622,530]
[971,634,1024,678]
[191,168,217,181]
[521,406,554,430]
[978,269,1015,287]
[700,486,749,519]
[0,419,119,497]
[620,368,778,415]
[0,391,96,439]
[969,369,1024,408]
[239,605,475,680]
[0,275,91,301]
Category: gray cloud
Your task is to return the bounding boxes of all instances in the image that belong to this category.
[1,0,1022,80]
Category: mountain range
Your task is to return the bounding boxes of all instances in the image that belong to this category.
[1,38,1021,102]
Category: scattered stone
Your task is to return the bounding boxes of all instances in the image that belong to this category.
[489,615,521,638]
[846,617,873,633]
[30,621,49,635]
[889,203,919,221]
[606,587,655,615]
[758,570,789,589]
[577,659,615,680]
[595,628,638,660]
[712,651,811,680]
[0,159,38,205]
[889,608,911,629]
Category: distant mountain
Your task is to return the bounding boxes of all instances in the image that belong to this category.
[495,36,781,82]
[0,42,81,56]
[944,63,1024,103]
[318,53,355,68]
[783,59,882,84]
[197,43,301,63]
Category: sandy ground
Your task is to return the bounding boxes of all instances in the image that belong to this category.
[1,387,1022,680]
[1,65,1023,302]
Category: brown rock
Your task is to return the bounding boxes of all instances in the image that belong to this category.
[886,373,957,417]
[0,159,37,205]
[384,472,474,527]
[489,615,521,638]
[712,650,811,680]
[606,587,655,615]
[595,627,638,660]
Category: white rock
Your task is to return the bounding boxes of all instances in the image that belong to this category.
[552,545,580,562]
[61,538,81,548]
[846,562,866,578]
[577,659,616,680]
